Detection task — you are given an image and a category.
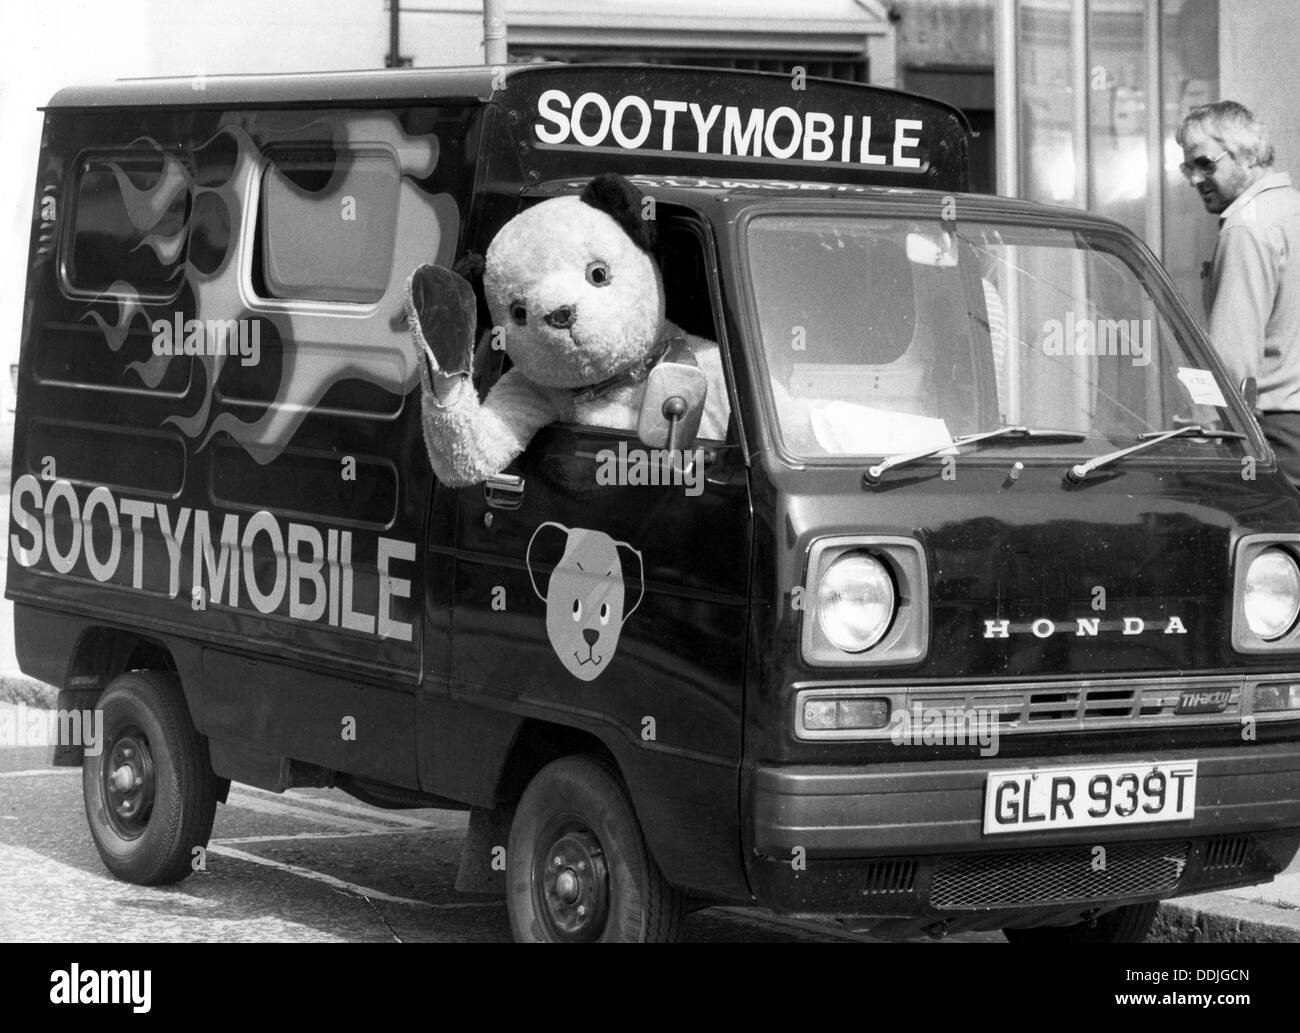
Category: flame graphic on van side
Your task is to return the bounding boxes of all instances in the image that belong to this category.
[79,112,459,463]
[105,146,192,265]
[83,282,152,357]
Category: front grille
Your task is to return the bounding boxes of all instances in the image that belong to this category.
[792,673,1300,740]
[988,680,1246,728]
[930,842,1189,909]
[1203,835,1252,871]
[861,859,917,895]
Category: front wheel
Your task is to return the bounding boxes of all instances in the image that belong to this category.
[1003,901,1159,943]
[507,755,683,942]
[82,669,218,885]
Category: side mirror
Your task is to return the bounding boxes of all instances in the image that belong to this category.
[1241,376,1259,410]
[638,360,707,453]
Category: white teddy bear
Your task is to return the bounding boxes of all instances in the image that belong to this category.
[404,174,729,487]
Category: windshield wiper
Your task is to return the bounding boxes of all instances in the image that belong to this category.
[1066,425,1246,483]
[863,425,1088,485]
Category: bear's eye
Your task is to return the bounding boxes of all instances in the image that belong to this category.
[586,261,611,287]
[599,602,611,626]
[510,301,527,326]
[572,599,583,621]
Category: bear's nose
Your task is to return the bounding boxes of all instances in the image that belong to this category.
[510,302,527,327]
[544,304,577,330]
[582,628,599,646]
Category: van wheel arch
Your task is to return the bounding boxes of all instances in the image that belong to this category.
[492,720,619,804]
[66,627,181,691]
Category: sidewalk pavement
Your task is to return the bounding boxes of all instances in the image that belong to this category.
[1,672,1296,942]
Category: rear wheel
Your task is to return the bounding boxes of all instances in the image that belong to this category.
[1003,902,1159,943]
[82,670,218,885]
[507,755,683,942]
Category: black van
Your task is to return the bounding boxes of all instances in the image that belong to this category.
[9,64,1300,942]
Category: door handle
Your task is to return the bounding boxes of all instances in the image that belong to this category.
[484,472,525,510]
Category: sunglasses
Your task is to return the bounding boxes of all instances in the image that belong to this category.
[1180,149,1231,179]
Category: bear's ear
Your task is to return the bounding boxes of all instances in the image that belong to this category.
[453,251,486,282]
[580,173,656,253]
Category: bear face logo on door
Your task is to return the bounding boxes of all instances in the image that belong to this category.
[526,522,644,681]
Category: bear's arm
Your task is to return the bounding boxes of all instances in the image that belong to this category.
[416,365,561,487]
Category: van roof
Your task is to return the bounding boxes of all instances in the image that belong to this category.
[45,65,505,109]
[45,63,971,193]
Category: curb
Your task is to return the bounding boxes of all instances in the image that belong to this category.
[1154,892,1300,943]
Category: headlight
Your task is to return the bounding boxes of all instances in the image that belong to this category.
[1244,547,1300,640]
[816,551,896,652]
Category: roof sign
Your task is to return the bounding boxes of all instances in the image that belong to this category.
[502,65,968,191]
[534,88,925,172]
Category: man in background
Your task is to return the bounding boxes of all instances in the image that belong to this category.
[1178,100,1300,488]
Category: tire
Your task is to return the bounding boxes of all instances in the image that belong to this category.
[1003,901,1159,943]
[82,669,218,886]
[507,755,684,942]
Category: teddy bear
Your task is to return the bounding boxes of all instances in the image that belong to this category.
[403,173,729,487]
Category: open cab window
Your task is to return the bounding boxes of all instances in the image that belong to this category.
[743,212,1256,463]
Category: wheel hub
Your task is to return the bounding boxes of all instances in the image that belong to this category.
[539,830,609,941]
[103,730,155,839]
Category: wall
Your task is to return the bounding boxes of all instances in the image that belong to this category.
[1220,0,1300,183]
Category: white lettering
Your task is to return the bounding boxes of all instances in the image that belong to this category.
[653,99,687,150]
[860,116,887,165]
[611,95,652,149]
[722,106,764,157]
[689,103,722,153]
[10,474,42,567]
[44,480,81,574]
[13,481,420,642]
[82,486,121,583]
[192,510,240,607]
[288,523,327,622]
[893,118,923,168]
[570,91,612,147]
[764,106,802,160]
[377,538,415,642]
[118,498,154,590]
[803,112,835,161]
[339,532,375,634]
[240,511,286,614]
[535,88,571,144]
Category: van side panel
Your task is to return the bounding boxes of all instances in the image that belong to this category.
[9,104,480,784]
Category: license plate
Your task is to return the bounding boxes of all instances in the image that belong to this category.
[983,760,1197,834]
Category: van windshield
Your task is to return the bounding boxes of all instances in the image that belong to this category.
[743,213,1253,461]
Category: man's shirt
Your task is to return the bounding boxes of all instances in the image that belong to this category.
[1203,170,1300,411]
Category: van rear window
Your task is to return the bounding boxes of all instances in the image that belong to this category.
[258,149,399,304]
[66,154,191,298]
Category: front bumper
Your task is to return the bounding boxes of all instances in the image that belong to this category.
[747,741,1300,923]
